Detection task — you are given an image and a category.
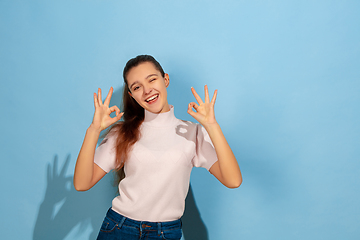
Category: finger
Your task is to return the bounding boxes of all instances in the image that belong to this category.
[188,102,199,111]
[110,112,124,125]
[109,106,124,121]
[115,112,124,121]
[187,103,201,119]
[104,87,113,106]
[109,105,121,115]
[98,88,103,105]
[93,93,99,108]
[211,89,218,105]
[187,103,196,117]
[191,87,204,105]
[204,85,210,103]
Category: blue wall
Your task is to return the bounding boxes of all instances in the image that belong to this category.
[1,1,359,239]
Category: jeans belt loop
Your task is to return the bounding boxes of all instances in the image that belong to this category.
[157,222,161,236]
[117,215,126,229]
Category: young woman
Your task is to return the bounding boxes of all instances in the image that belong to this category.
[74,55,242,240]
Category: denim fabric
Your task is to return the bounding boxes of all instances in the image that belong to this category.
[96,208,182,240]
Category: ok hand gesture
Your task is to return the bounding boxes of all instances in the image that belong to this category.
[187,85,218,128]
[92,87,123,131]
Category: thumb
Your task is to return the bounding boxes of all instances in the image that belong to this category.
[187,103,200,120]
[117,112,124,120]
[110,112,124,125]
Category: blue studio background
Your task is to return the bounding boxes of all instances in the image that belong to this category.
[1,1,359,239]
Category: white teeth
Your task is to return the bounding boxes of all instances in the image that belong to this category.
[146,95,158,102]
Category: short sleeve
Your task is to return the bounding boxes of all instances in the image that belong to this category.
[94,134,117,173]
[192,124,218,170]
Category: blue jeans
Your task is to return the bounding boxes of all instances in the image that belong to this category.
[96,208,182,240]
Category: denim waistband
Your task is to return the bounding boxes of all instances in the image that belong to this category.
[105,208,181,236]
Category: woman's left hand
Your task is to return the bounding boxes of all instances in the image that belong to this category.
[187,85,218,128]
[188,85,242,188]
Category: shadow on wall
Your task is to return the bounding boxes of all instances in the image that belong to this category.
[32,155,208,239]
[32,155,116,240]
[182,186,209,240]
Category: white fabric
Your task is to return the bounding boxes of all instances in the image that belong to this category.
[94,105,218,221]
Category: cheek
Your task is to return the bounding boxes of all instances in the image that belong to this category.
[158,82,167,92]
[161,85,168,96]
[130,93,143,104]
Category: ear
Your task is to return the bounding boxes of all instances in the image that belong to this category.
[128,91,132,97]
[164,73,170,88]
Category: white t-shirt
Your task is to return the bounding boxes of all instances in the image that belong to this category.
[94,106,218,222]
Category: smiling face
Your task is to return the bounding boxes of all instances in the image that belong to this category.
[126,61,170,114]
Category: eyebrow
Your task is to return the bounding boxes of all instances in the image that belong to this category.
[146,74,158,79]
[129,74,159,89]
[129,81,138,90]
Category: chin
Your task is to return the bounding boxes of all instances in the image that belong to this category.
[146,104,168,114]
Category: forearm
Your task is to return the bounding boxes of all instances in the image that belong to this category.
[73,124,101,191]
[205,123,242,188]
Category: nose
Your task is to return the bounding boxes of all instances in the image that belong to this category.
[143,83,152,95]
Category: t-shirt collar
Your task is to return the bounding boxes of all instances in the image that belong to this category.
[143,105,177,127]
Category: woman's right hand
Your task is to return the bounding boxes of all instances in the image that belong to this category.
[92,87,123,131]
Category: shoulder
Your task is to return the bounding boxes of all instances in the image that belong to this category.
[177,119,199,130]
[178,119,204,130]
[99,123,123,146]
[174,119,205,139]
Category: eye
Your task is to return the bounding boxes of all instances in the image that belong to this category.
[133,85,141,91]
[150,78,156,82]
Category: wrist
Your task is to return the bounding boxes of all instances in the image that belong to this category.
[88,123,102,134]
[203,121,220,132]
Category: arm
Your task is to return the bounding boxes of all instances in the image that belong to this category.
[187,85,242,189]
[74,87,123,191]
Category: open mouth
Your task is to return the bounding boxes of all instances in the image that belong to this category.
[145,94,159,103]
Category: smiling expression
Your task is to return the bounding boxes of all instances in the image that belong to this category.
[126,62,170,114]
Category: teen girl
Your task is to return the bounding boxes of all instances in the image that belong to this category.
[74,55,242,240]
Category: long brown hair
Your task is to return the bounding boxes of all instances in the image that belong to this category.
[110,55,165,183]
